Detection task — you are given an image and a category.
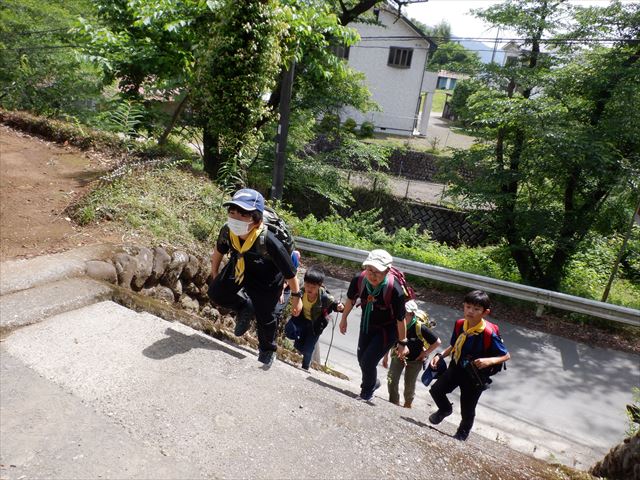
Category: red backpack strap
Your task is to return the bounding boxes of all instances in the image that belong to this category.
[483,321,497,351]
[454,318,465,337]
[382,273,395,307]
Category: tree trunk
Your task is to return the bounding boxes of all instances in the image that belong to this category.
[158,92,189,147]
[202,128,221,180]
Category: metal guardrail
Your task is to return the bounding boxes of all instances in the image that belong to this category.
[295,237,640,327]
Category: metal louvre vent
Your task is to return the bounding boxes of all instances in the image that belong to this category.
[387,47,413,68]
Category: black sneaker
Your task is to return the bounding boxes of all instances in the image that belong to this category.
[234,304,254,336]
[257,350,275,368]
[453,428,470,441]
[428,408,453,425]
[357,378,381,401]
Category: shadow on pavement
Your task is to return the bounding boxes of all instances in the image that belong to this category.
[306,376,359,400]
[143,327,246,360]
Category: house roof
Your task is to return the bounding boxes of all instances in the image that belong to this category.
[379,1,437,51]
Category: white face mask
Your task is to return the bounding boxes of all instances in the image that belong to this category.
[227,217,252,236]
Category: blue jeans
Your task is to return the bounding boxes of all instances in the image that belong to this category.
[357,323,396,397]
[285,315,319,369]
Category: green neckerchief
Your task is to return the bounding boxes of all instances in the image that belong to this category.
[406,314,417,331]
[362,276,388,334]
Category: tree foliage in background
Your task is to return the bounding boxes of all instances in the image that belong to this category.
[443,0,640,291]
[410,19,451,45]
[427,42,482,74]
[194,0,286,187]
[76,0,375,187]
[0,0,103,116]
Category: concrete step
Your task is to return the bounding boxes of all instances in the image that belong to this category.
[0,277,113,330]
[0,244,115,296]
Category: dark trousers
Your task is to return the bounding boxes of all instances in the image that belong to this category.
[429,362,484,431]
[357,323,396,397]
[208,274,281,353]
[286,315,319,369]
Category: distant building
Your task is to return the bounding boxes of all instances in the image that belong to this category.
[501,41,524,66]
[340,2,438,137]
[436,70,470,90]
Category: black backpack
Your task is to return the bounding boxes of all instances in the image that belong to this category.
[259,206,295,256]
[220,206,295,260]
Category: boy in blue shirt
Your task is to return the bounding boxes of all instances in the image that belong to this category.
[284,267,344,370]
[427,290,510,440]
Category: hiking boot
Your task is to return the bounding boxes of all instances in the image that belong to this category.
[357,379,381,402]
[234,304,254,336]
[403,400,413,409]
[257,350,275,368]
[428,407,453,425]
[453,427,470,441]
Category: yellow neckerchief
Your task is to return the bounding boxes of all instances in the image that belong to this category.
[229,225,263,285]
[452,318,486,363]
[302,291,317,321]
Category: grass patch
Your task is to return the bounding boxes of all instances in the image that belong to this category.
[362,134,448,155]
[431,89,453,113]
[71,167,227,255]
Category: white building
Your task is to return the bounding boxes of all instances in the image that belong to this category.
[341,2,438,137]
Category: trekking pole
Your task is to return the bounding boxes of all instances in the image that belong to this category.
[324,294,342,367]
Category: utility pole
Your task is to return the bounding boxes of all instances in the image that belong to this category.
[490,27,500,64]
[271,61,295,201]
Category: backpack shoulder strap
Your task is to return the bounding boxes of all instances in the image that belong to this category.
[256,226,269,258]
[382,273,395,308]
[483,321,498,352]
[415,321,430,349]
[454,318,465,336]
[356,270,367,298]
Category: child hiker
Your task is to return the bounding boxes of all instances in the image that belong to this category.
[284,267,344,370]
[427,290,510,440]
[384,300,441,408]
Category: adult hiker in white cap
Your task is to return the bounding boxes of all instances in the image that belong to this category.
[339,249,409,401]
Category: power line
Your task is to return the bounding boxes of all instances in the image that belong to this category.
[3,45,82,52]
[7,28,69,36]
[359,35,639,43]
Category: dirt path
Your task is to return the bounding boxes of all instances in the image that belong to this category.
[0,126,120,261]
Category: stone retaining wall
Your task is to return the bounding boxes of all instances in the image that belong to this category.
[85,245,217,319]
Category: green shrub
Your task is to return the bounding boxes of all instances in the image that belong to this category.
[359,121,375,138]
[449,79,484,126]
[342,117,357,134]
[325,137,391,171]
[317,113,341,134]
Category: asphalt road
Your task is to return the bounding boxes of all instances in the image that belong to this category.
[316,275,640,470]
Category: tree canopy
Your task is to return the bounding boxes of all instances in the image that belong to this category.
[0,0,103,115]
[426,41,482,74]
[443,0,640,290]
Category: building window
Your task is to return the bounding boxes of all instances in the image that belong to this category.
[505,55,520,66]
[387,47,413,68]
[330,45,350,60]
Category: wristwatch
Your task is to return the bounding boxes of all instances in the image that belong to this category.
[397,339,408,346]
[290,291,303,298]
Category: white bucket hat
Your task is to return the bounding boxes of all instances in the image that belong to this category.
[362,249,393,272]
[405,300,419,313]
